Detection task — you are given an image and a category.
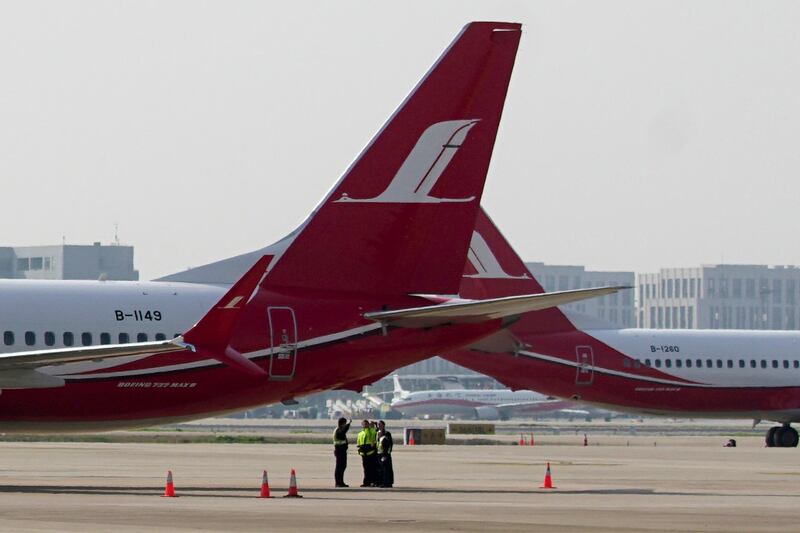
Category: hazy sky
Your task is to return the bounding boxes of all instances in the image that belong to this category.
[2,1,799,280]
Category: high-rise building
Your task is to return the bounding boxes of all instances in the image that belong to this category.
[638,265,800,330]
[0,243,138,281]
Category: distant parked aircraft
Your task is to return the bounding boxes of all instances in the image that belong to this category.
[363,375,584,420]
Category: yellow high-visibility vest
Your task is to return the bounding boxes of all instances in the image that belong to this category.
[357,429,376,455]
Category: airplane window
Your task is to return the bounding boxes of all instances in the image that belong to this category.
[727,360,733,368]
[3,331,13,346]
[63,332,74,346]
[81,332,92,346]
[634,360,641,369]
[137,333,148,342]
[795,361,799,369]
[750,360,757,368]
[655,359,662,368]
[772,360,779,369]
[760,360,767,369]
[44,331,55,346]
[665,359,672,368]
[623,359,631,368]
[645,359,651,367]
[155,333,166,341]
[100,333,111,345]
[676,359,683,368]
[716,359,722,368]
[696,359,703,368]
[25,331,35,346]
[685,359,692,368]
[119,333,129,344]
[783,360,789,369]
[705,359,712,368]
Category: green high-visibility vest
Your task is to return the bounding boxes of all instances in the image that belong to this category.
[357,429,376,456]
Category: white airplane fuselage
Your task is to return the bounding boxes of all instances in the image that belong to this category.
[0,279,224,355]
[391,389,569,419]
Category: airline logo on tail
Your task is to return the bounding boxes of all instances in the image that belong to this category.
[335,119,480,203]
[464,230,530,279]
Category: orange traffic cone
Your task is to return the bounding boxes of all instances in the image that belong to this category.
[284,468,302,498]
[259,470,271,498]
[518,433,525,446]
[529,433,535,446]
[408,432,415,446]
[540,462,555,489]
[162,470,177,497]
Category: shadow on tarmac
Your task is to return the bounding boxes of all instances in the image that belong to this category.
[0,485,770,498]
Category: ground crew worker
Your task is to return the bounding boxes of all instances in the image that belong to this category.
[377,420,394,487]
[368,420,380,485]
[356,419,377,486]
[333,417,351,487]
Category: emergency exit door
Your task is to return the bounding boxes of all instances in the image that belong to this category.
[268,307,298,380]
[575,345,594,385]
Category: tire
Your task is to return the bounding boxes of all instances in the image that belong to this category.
[777,426,799,448]
[766,426,779,447]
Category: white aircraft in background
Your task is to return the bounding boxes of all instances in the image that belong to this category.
[444,208,800,448]
[363,375,583,420]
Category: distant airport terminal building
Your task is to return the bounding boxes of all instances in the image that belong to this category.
[525,262,636,328]
[0,243,138,281]
[638,264,800,330]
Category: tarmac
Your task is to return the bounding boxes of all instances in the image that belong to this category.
[0,432,798,532]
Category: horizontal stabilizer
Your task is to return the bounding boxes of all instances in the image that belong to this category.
[364,286,629,328]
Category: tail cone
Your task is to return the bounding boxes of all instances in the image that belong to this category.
[540,462,555,489]
[259,470,271,498]
[284,468,302,498]
[162,470,177,497]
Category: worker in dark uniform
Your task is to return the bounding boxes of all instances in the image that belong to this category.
[333,417,351,487]
[356,419,377,487]
[377,420,394,487]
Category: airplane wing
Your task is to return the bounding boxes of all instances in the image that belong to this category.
[364,286,628,328]
[0,340,189,388]
[495,398,580,416]
[362,391,388,407]
[0,256,273,390]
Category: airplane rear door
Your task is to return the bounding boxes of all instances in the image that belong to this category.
[268,307,298,380]
[575,345,594,385]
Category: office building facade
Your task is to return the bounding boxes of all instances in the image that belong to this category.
[0,243,138,281]
[639,264,800,330]
[525,262,636,328]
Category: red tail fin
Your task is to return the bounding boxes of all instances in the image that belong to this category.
[460,209,576,334]
[265,22,521,295]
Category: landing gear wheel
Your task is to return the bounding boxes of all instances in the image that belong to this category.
[776,426,799,448]
[766,426,778,447]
